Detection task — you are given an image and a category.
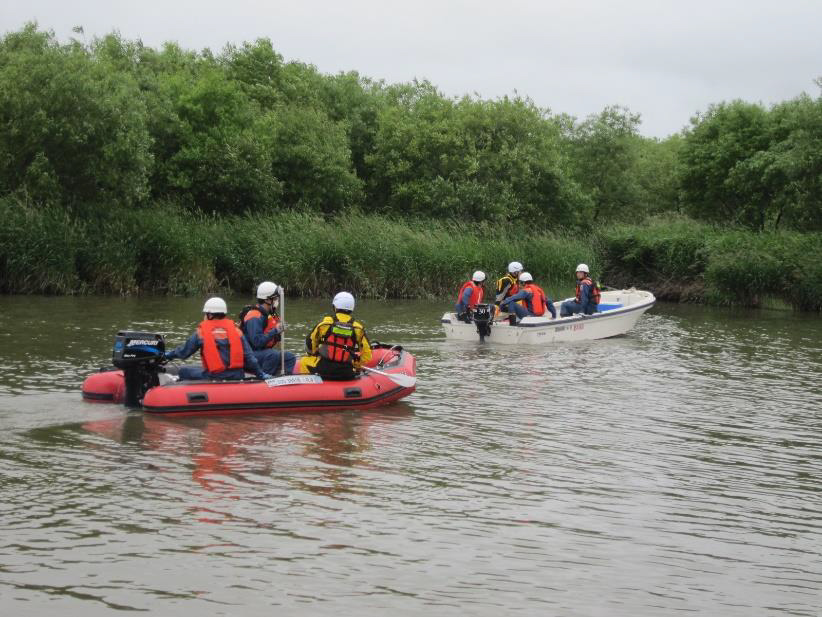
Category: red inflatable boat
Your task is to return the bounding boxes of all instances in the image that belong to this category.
[82,332,416,416]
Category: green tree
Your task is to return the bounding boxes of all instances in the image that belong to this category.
[367,82,582,225]
[319,71,386,187]
[163,68,282,213]
[221,40,363,214]
[457,95,583,225]
[131,43,282,214]
[633,135,683,216]
[220,38,286,110]
[679,100,773,230]
[566,105,643,223]
[266,105,363,214]
[765,92,822,230]
[0,24,152,211]
[366,82,469,217]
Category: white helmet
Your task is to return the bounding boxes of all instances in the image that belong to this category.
[519,272,533,283]
[202,297,228,314]
[576,263,590,274]
[332,291,355,311]
[256,281,280,300]
[508,261,523,274]
[472,270,486,282]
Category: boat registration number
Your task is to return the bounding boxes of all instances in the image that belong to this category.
[554,324,584,333]
[265,375,324,387]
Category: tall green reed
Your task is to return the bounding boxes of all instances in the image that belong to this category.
[0,198,80,293]
[3,200,819,311]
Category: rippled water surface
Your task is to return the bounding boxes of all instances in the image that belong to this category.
[1,296,821,616]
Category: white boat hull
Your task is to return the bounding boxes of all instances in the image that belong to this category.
[441,289,656,345]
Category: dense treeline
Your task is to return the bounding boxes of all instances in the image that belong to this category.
[0,24,820,310]
[3,24,820,228]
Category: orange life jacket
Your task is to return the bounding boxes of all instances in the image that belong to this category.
[575,277,601,305]
[456,281,484,309]
[198,318,244,373]
[520,283,548,316]
[319,316,360,364]
[242,306,281,348]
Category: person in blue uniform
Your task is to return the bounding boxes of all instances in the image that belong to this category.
[499,272,557,322]
[241,281,296,375]
[560,264,601,317]
[455,270,487,322]
[164,297,270,381]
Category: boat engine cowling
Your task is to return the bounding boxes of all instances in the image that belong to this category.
[472,304,493,342]
[112,331,165,407]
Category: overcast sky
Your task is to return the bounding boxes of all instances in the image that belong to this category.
[2,0,821,138]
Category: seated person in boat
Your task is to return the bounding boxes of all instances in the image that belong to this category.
[498,272,557,322]
[494,261,523,314]
[560,264,601,317]
[163,297,270,381]
[296,292,372,381]
[240,281,297,375]
[455,270,487,322]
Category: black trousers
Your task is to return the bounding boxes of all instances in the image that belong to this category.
[309,357,357,381]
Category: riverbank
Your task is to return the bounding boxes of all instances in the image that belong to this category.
[2,200,820,311]
[597,219,822,311]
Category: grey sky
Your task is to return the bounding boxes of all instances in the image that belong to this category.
[3,0,821,138]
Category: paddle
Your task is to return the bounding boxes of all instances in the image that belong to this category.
[361,366,416,388]
[279,284,285,376]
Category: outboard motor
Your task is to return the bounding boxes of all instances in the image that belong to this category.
[472,304,494,342]
[112,331,165,408]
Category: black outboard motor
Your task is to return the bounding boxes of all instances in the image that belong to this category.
[472,304,494,342]
[112,331,165,408]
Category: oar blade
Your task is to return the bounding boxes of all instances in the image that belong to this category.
[388,373,416,388]
[363,366,416,388]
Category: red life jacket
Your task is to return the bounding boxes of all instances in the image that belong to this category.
[198,318,244,373]
[456,281,484,309]
[241,305,281,348]
[521,283,548,316]
[575,277,601,305]
[319,315,361,364]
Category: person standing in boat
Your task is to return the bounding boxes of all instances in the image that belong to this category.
[560,264,601,317]
[498,272,557,323]
[455,270,487,322]
[163,297,270,381]
[240,281,297,375]
[495,261,524,318]
[296,291,372,381]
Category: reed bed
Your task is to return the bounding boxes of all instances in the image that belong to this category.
[2,198,819,311]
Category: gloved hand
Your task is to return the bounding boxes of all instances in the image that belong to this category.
[162,352,173,361]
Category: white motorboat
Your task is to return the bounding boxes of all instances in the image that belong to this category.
[441,288,656,345]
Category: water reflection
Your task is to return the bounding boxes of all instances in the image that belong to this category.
[81,407,414,505]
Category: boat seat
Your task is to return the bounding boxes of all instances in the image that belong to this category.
[597,303,623,312]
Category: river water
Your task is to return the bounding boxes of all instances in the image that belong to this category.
[0,295,820,616]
